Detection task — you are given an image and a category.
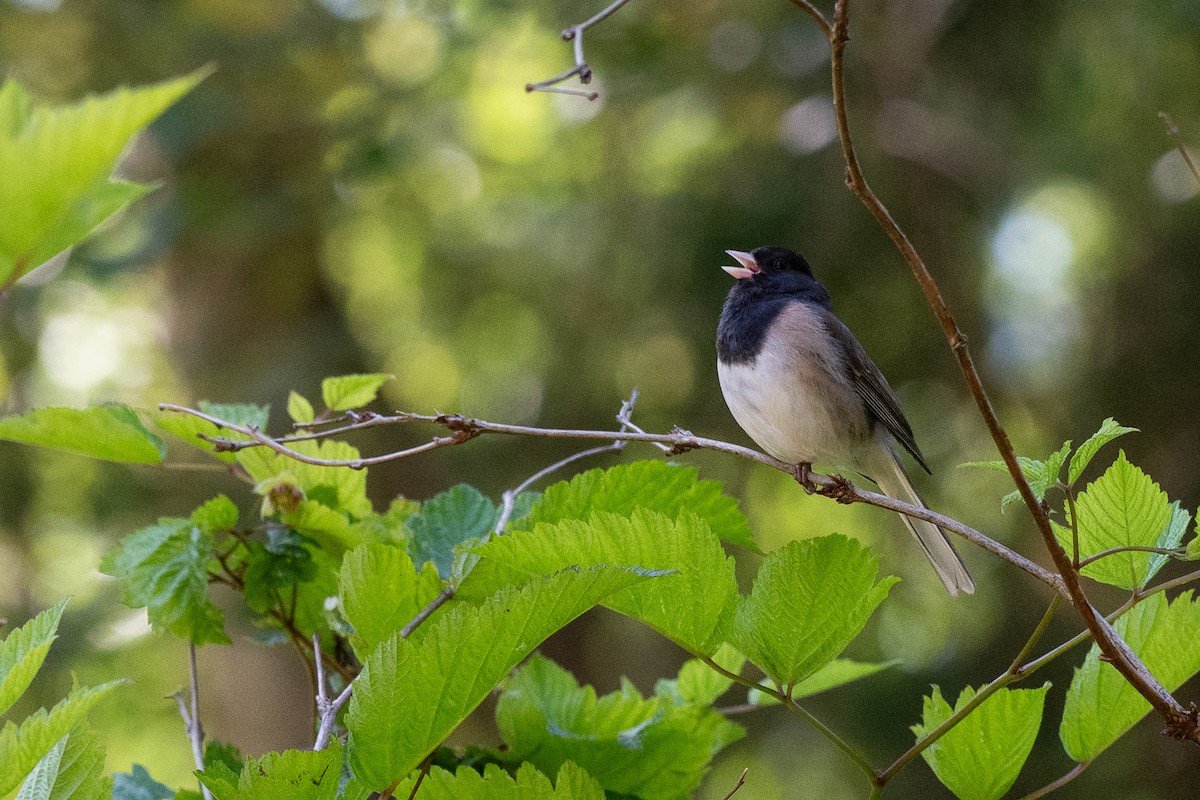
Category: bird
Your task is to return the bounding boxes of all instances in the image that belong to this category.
[716,246,974,595]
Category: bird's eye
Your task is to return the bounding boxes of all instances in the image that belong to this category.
[774,259,786,271]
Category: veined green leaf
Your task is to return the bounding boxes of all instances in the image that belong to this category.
[497,655,743,800]
[0,681,122,795]
[0,71,206,288]
[286,391,315,424]
[238,439,372,519]
[0,405,164,463]
[338,542,444,657]
[1052,452,1172,589]
[730,535,896,689]
[393,762,605,800]
[468,508,738,654]
[198,744,342,800]
[748,659,898,705]
[912,684,1049,800]
[517,462,755,550]
[1061,591,1200,761]
[1069,418,1138,485]
[405,484,498,579]
[16,723,109,800]
[321,373,394,411]
[656,643,746,706]
[345,566,653,790]
[0,599,67,715]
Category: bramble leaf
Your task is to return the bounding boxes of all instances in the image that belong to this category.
[0,405,164,463]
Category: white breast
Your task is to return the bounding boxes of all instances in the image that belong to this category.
[717,305,868,469]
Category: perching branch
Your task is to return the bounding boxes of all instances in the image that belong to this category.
[525,0,634,100]
[808,0,1199,744]
[173,644,214,800]
[160,402,1062,592]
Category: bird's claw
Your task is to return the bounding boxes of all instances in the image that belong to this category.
[790,462,816,494]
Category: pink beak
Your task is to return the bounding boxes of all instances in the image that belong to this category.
[722,250,760,280]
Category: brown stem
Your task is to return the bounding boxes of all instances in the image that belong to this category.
[823,0,1197,743]
[1018,761,1091,800]
[525,0,634,100]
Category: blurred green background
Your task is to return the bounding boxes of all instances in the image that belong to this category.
[1,0,1199,796]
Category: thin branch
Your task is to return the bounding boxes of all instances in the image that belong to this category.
[526,0,634,100]
[721,768,750,800]
[789,0,832,40]
[818,0,1198,743]
[173,644,214,800]
[312,633,353,751]
[1158,111,1200,186]
[399,587,456,638]
[1076,545,1185,569]
[162,402,1063,592]
[1018,761,1091,800]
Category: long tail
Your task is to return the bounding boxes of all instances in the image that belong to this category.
[873,455,975,596]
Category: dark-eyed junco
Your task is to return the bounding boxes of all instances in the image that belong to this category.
[716,246,974,595]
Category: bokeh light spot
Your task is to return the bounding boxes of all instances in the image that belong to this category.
[366,15,444,85]
[779,95,838,155]
[1151,148,1200,203]
[708,19,762,73]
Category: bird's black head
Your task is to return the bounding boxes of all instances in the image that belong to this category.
[721,246,825,303]
[751,246,814,276]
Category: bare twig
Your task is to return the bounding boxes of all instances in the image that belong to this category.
[1158,111,1200,186]
[312,633,354,751]
[173,644,214,800]
[721,768,750,800]
[526,0,634,100]
[818,0,1198,744]
[162,402,1062,591]
[789,0,832,40]
[399,587,456,638]
[1077,545,1184,569]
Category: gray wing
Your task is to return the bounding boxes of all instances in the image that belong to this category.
[819,309,932,474]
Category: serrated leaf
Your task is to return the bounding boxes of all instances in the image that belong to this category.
[286,392,314,424]
[242,528,317,614]
[405,484,498,579]
[1069,418,1138,485]
[345,566,654,790]
[518,462,755,550]
[338,543,444,656]
[912,684,1049,800]
[964,450,1067,511]
[280,499,362,551]
[393,762,605,800]
[111,765,172,800]
[657,643,746,706]
[1061,591,1200,761]
[0,681,122,795]
[102,519,228,645]
[468,509,738,654]
[321,373,394,411]
[17,723,109,800]
[730,535,896,689]
[1052,452,1172,589]
[748,659,897,705]
[197,743,342,800]
[191,496,238,534]
[0,72,206,288]
[497,655,743,800]
[0,405,164,463]
[1145,502,1190,583]
[0,599,67,715]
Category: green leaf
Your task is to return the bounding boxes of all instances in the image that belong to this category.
[242,528,317,614]
[17,723,110,800]
[111,765,172,800]
[730,535,897,689]
[102,519,228,645]
[393,762,605,800]
[238,438,371,519]
[468,509,738,654]
[1069,418,1138,484]
[320,373,394,411]
[152,402,269,464]
[287,392,315,424]
[338,543,444,656]
[280,499,362,552]
[1061,591,1200,761]
[912,684,1049,800]
[0,599,67,715]
[345,565,653,790]
[749,659,898,705]
[197,744,342,800]
[0,72,206,288]
[405,484,498,579]
[0,405,164,463]
[518,462,755,549]
[191,495,238,534]
[1146,502,1190,582]
[656,643,746,706]
[1052,452,1172,589]
[963,447,1069,511]
[0,681,122,796]
[497,655,743,800]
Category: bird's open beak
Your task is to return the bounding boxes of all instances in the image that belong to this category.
[722,250,760,280]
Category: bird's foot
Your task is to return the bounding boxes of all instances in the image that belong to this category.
[818,473,856,505]
[789,461,816,494]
